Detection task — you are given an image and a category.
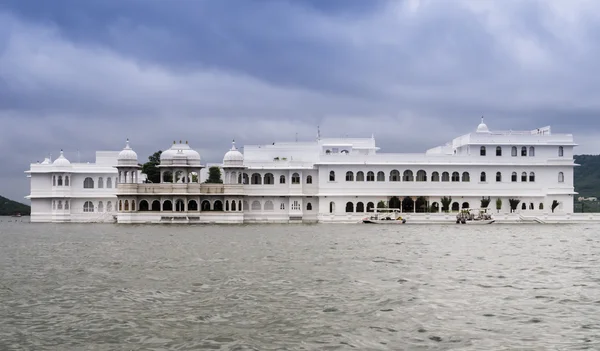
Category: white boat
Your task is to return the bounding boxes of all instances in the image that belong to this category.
[456,209,495,224]
[362,209,407,224]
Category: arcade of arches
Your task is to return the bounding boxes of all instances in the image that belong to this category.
[117,198,243,212]
[336,196,476,214]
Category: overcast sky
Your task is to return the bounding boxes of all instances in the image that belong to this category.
[1,0,600,203]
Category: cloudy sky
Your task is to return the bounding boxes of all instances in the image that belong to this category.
[1,0,599,203]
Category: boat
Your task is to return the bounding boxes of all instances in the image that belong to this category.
[11,213,22,217]
[362,209,407,224]
[456,209,495,224]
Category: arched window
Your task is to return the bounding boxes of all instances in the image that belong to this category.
[264,173,274,185]
[98,177,104,189]
[225,200,229,211]
[306,175,313,184]
[231,201,237,211]
[329,171,335,182]
[175,199,184,211]
[163,200,173,211]
[522,203,527,210]
[451,172,460,182]
[201,200,210,211]
[366,171,374,181]
[480,146,486,156]
[511,172,517,182]
[214,200,223,211]
[251,200,261,211]
[512,146,517,157]
[124,200,129,211]
[366,202,374,212]
[83,201,94,212]
[480,172,486,182]
[264,200,274,211]
[389,170,400,182]
[356,202,365,212]
[238,200,242,211]
[65,176,70,186]
[558,172,564,183]
[442,172,450,182]
[377,171,385,182]
[105,201,111,212]
[57,176,63,186]
[329,201,335,213]
[106,177,111,188]
[83,177,94,188]
[431,172,440,182]
[280,175,286,184]
[98,201,104,212]
[496,146,502,156]
[452,202,459,211]
[521,146,527,156]
[280,203,285,210]
[292,173,300,184]
[529,203,534,210]
[356,171,365,182]
[539,203,544,210]
[558,146,564,157]
[462,172,470,182]
[150,200,159,211]
[306,203,312,211]
[521,172,527,182]
[403,170,414,182]
[52,175,56,186]
[416,170,427,182]
[529,147,535,157]
[251,173,262,184]
[529,172,535,182]
[119,200,123,211]
[345,202,354,213]
[345,171,354,181]
[57,201,63,210]
[462,202,469,209]
[187,200,197,211]
[431,202,439,212]
[496,172,502,182]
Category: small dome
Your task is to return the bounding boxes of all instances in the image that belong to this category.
[118,139,138,165]
[223,140,244,167]
[41,157,51,165]
[160,140,201,166]
[52,150,71,167]
[476,117,490,133]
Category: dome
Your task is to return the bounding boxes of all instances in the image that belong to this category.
[52,150,71,167]
[118,139,138,165]
[223,140,244,167]
[160,140,201,166]
[41,157,51,165]
[476,117,490,133]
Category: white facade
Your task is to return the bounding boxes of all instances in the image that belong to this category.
[26,120,578,223]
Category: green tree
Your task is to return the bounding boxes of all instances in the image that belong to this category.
[480,196,491,208]
[377,200,386,209]
[205,166,223,184]
[551,200,560,213]
[508,198,521,213]
[496,198,502,213]
[142,151,168,183]
[441,196,452,212]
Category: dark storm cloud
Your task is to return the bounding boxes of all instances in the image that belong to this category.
[1,0,600,202]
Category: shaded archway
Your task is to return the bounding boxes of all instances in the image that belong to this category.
[175,199,185,211]
[367,202,374,212]
[356,202,365,212]
[201,200,211,211]
[462,202,469,209]
[151,200,161,211]
[451,202,459,211]
[345,202,354,213]
[415,196,427,213]
[214,200,223,211]
[139,200,149,211]
[388,196,401,209]
[402,197,414,212]
[231,201,237,211]
[163,200,173,211]
[431,202,440,213]
[188,200,198,211]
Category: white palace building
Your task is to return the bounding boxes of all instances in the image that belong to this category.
[26,119,578,224]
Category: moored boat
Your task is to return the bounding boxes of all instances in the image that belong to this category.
[362,209,407,224]
[456,209,494,224]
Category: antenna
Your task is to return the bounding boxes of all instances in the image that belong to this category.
[317,125,321,140]
[295,132,298,142]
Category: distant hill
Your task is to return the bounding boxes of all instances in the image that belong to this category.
[574,155,600,198]
[0,195,30,216]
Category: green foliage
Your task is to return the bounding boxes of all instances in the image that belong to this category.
[388,196,401,209]
[377,200,386,208]
[0,195,31,216]
[496,198,502,210]
[415,196,427,212]
[440,196,452,212]
[480,196,491,208]
[574,155,600,197]
[508,198,521,212]
[205,166,223,184]
[142,151,165,183]
[551,200,560,213]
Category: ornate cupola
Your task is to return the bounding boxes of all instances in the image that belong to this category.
[116,139,141,184]
[222,140,245,184]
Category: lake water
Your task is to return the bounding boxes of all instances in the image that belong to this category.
[1,219,599,350]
